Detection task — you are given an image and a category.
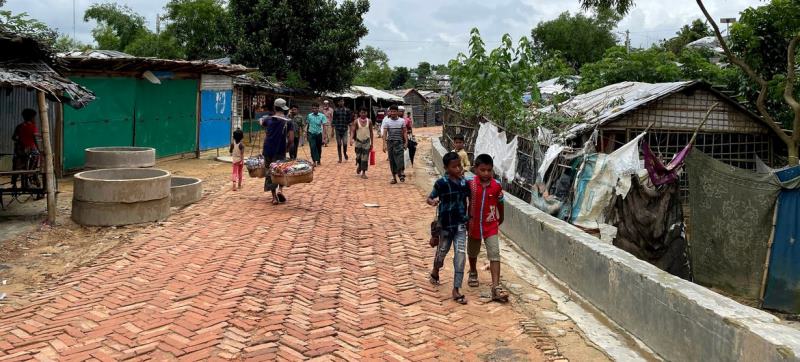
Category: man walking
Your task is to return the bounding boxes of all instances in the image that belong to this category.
[261,98,295,205]
[381,105,408,184]
[288,105,304,160]
[332,99,353,163]
[322,100,334,147]
[306,103,328,166]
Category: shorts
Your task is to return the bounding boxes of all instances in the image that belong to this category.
[467,234,500,262]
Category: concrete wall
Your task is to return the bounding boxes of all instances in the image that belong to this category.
[431,137,800,362]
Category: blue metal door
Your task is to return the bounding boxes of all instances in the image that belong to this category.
[199,89,232,150]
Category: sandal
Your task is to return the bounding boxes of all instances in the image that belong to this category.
[492,285,510,303]
[429,274,440,286]
[390,179,398,184]
[453,294,467,305]
[271,198,280,205]
[277,193,287,203]
[468,271,479,287]
[399,175,406,183]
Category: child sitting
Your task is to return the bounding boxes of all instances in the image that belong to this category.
[427,152,470,304]
[466,154,509,303]
[230,128,245,191]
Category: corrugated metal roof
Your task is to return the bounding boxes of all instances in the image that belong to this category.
[60,52,254,76]
[543,81,697,139]
[328,86,404,103]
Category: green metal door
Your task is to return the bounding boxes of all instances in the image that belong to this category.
[62,77,136,170]
[134,79,198,157]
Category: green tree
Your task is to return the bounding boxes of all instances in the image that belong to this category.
[581,0,800,164]
[53,35,93,52]
[229,0,370,91]
[661,19,712,55]
[531,10,619,70]
[124,31,185,59]
[0,5,57,45]
[577,46,683,93]
[164,0,231,60]
[448,29,541,133]
[84,3,147,51]
[390,66,411,89]
[353,46,392,89]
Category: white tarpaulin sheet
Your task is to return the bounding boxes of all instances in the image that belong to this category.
[571,134,645,229]
[537,144,565,183]
[474,123,519,182]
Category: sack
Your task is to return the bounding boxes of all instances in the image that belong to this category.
[369,149,376,166]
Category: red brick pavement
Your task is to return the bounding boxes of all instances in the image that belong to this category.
[0,141,547,361]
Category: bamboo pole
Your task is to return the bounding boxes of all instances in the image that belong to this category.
[37,91,56,224]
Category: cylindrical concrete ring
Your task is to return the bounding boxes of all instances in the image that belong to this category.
[71,197,170,226]
[84,147,156,169]
[73,168,171,203]
[170,176,203,207]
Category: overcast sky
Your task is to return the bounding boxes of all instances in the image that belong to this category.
[5,0,759,67]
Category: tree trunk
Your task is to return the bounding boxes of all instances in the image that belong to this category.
[37,91,57,224]
[788,139,800,165]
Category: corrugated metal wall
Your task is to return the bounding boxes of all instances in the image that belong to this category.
[0,88,57,157]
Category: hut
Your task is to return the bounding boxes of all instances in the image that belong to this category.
[232,74,318,140]
[327,86,404,119]
[57,50,251,171]
[0,31,95,222]
[546,81,782,190]
[390,89,429,127]
[419,91,444,126]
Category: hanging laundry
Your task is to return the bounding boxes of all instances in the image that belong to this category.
[642,142,691,186]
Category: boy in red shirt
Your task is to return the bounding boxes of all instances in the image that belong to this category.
[466,154,509,303]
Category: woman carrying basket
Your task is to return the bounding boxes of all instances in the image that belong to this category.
[261,98,295,205]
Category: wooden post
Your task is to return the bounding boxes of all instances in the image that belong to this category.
[37,91,57,224]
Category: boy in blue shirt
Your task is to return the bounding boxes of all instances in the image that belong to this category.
[427,152,470,304]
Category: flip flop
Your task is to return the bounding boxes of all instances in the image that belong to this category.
[453,294,467,305]
[390,179,398,184]
[277,193,287,203]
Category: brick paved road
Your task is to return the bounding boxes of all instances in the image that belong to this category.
[0,138,548,361]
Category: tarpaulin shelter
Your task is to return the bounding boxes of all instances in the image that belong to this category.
[762,166,800,313]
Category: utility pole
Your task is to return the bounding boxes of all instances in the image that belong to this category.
[625,30,631,52]
[156,14,161,58]
[720,18,737,35]
[73,0,76,40]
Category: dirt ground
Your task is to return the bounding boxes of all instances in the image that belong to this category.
[0,150,233,305]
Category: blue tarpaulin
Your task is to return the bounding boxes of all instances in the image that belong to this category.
[763,166,800,313]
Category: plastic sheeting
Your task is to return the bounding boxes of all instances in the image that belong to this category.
[763,166,800,313]
[570,134,645,229]
[537,144,564,183]
[474,122,518,181]
[687,151,780,300]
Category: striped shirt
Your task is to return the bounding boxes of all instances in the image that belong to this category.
[381,117,406,141]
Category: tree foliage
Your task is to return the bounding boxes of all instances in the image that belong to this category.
[579,0,634,15]
[661,19,712,55]
[390,66,411,89]
[0,5,57,45]
[84,3,147,51]
[353,46,392,89]
[53,35,93,52]
[726,0,800,131]
[449,29,541,133]
[531,10,620,70]
[229,0,370,92]
[164,0,231,60]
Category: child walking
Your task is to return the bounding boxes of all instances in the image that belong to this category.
[452,134,471,171]
[230,128,245,191]
[428,152,470,304]
[466,154,509,303]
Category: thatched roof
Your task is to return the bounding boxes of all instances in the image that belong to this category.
[0,32,95,108]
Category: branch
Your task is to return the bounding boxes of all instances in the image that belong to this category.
[695,0,791,144]
[786,35,800,141]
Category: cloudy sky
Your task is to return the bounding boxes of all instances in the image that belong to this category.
[6,0,759,67]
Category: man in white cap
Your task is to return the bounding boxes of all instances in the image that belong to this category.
[260,98,295,205]
[322,100,334,147]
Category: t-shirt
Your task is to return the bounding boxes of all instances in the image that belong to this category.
[381,117,406,141]
[323,107,333,124]
[261,115,294,158]
[467,177,504,239]
[404,117,413,131]
[291,115,305,135]
[13,121,38,151]
[306,112,327,135]
[430,176,470,231]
